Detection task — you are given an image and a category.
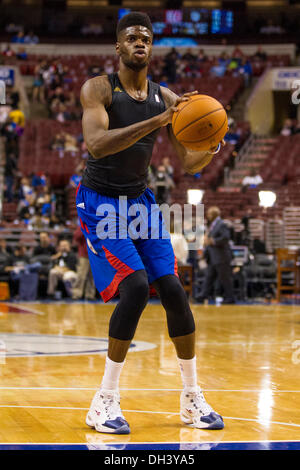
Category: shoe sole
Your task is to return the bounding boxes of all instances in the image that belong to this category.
[181,414,224,430]
[86,415,130,435]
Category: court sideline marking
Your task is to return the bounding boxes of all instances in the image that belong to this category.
[0,404,300,429]
[1,386,300,392]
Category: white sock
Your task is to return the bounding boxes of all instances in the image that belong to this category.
[178,356,198,389]
[100,356,125,391]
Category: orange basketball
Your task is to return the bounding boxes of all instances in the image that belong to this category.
[172,94,228,151]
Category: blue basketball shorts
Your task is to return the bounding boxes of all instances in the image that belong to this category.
[76,183,178,302]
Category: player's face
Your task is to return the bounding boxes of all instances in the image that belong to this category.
[116,26,152,71]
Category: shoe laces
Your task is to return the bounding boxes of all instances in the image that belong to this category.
[99,391,122,420]
[185,387,213,415]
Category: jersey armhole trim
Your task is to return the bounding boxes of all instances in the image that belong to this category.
[104,73,115,112]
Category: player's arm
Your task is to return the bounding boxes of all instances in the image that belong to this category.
[81,76,177,159]
[161,87,222,175]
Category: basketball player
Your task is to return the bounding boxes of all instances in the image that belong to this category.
[77,12,224,434]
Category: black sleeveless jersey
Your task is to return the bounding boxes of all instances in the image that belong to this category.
[81,73,166,198]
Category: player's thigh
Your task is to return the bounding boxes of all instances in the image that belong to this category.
[135,237,178,284]
[86,237,145,302]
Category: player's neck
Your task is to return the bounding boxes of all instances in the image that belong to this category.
[118,63,148,93]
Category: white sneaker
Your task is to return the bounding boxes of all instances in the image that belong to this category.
[180,386,224,430]
[86,389,130,434]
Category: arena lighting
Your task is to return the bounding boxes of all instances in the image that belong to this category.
[187,189,204,205]
[259,191,276,208]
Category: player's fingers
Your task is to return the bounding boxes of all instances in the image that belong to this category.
[182,91,198,97]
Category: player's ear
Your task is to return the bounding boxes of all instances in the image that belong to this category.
[116,41,120,56]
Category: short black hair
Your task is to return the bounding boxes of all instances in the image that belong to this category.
[116,12,153,38]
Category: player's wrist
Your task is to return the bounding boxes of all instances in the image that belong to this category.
[207,143,221,155]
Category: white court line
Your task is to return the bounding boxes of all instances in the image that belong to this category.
[0,404,300,429]
[1,387,300,393]
[1,440,300,445]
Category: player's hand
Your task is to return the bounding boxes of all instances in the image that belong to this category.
[160,91,198,127]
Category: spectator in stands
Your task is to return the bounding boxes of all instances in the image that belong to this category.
[252,46,267,62]
[6,86,20,108]
[169,222,189,266]
[29,208,50,230]
[72,226,95,300]
[31,172,47,189]
[49,214,64,230]
[47,239,78,299]
[33,232,56,257]
[11,31,25,44]
[4,153,17,202]
[198,49,208,63]
[19,176,34,199]
[2,44,15,57]
[163,48,179,84]
[50,132,65,150]
[5,245,28,298]
[159,75,169,88]
[224,122,241,145]
[0,239,12,257]
[5,244,42,299]
[147,164,156,192]
[154,164,175,205]
[210,59,226,78]
[64,132,79,152]
[241,208,253,246]
[8,105,25,136]
[24,30,39,45]
[16,47,28,61]
[32,60,46,102]
[1,116,19,159]
[69,163,84,188]
[238,58,253,87]
[280,118,296,136]
[227,57,240,74]
[232,46,245,60]
[81,140,89,160]
[36,193,52,218]
[0,105,11,124]
[88,64,103,78]
[48,86,65,113]
[18,193,36,223]
[198,206,235,304]
[49,73,63,91]
[218,51,229,67]
[162,156,174,179]
[182,48,196,62]
[54,103,72,122]
[242,168,263,190]
[104,59,114,75]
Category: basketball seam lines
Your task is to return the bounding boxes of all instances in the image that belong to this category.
[180,115,228,144]
[175,107,224,138]
[172,96,210,131]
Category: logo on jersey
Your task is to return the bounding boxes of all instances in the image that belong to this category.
[155,94,160,103]
[114,87,123,93]
[77,202,85,209]
[87,238,98,255]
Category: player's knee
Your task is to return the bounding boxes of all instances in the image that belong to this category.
[119,270,149,309]
[156,274,185,304]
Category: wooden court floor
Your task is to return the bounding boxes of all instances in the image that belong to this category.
[0,301,300,450]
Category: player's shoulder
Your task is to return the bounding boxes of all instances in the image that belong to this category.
[80,74,112,107]
[159,85,178,107]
